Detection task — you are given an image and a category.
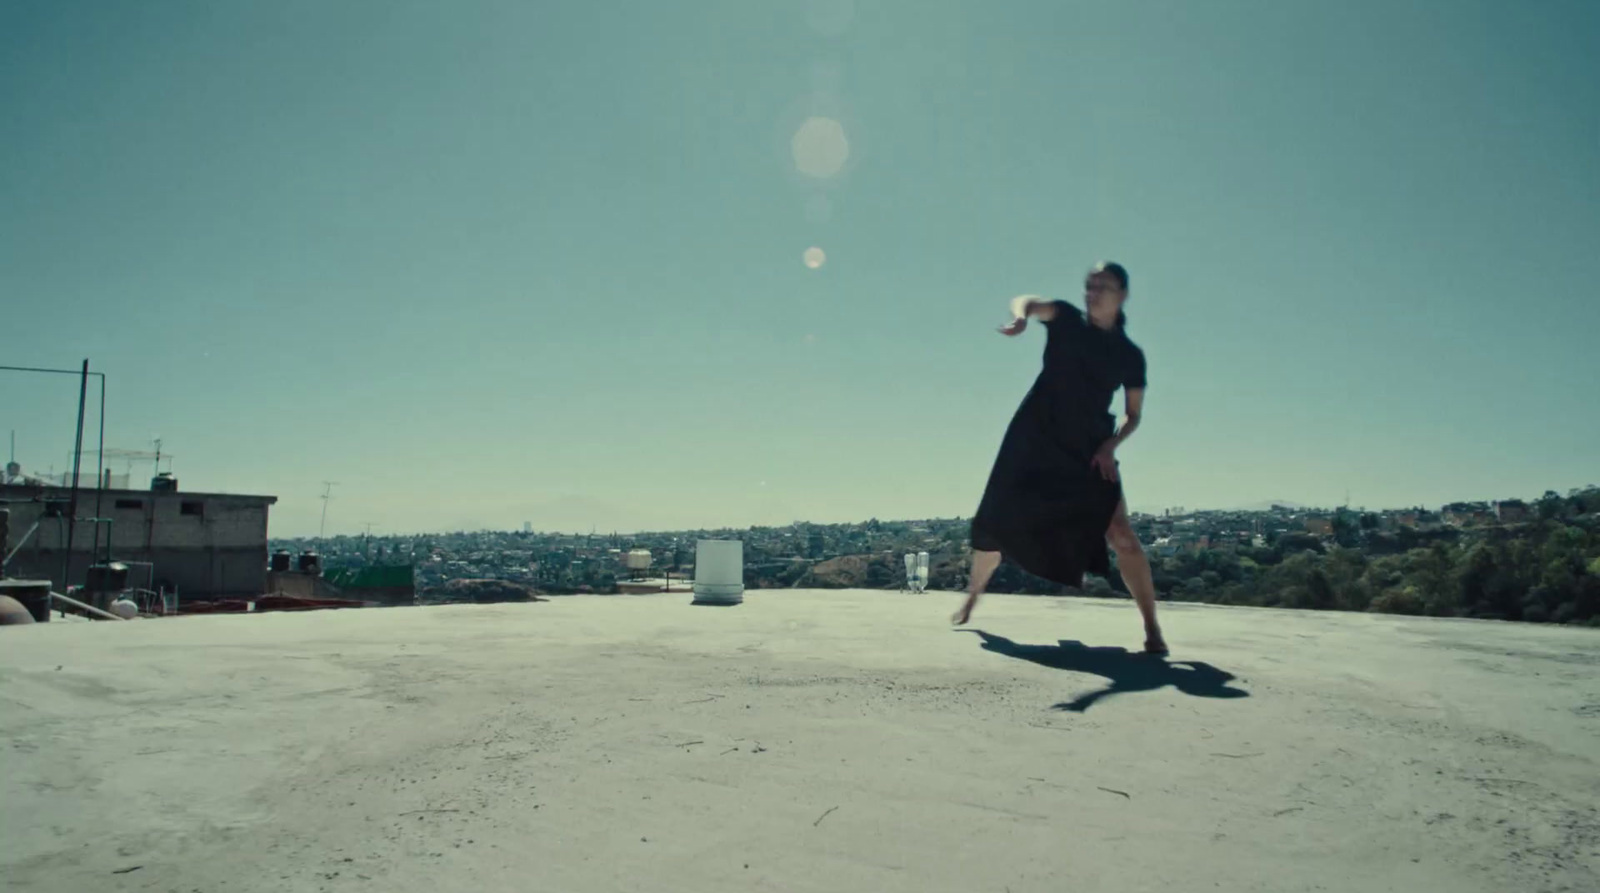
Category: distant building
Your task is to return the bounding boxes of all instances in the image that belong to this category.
[1493,500,1529,524]
[1442,502,1493,527]
[2,480,275,599]
[1304,517,1334,536]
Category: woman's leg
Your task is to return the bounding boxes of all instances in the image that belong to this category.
[952,549,1002,625]
[1106,498,1166,650]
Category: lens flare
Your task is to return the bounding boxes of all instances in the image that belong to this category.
[792,116,849,179]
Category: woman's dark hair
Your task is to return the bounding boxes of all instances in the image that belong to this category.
[1094,261,1129,291]
[1092,261,1130,327]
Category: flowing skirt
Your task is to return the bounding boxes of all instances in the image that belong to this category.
[969,384,1122,587]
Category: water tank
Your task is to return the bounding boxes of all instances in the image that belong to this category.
[692,540,744,606]
[0,594,36,625]
[270,550,293,572]
[85,562,131,592]
[0,580,50,624]
[110,598,139,619]
[297,551,321,574]
[625,549,653,571]
[151,472,178,492]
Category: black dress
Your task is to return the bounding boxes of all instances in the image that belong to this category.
[970,301,1147,587]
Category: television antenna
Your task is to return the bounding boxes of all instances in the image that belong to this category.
[70,437,173,483]
[318,481,339,545]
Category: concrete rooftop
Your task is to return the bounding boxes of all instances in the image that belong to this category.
[2,590,1598,892]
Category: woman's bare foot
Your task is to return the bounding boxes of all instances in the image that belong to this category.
[952,593,979,625]
[1143,629,1169,656]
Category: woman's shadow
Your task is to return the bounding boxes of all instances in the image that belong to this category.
[962,630,1250,712]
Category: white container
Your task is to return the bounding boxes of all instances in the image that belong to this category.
[904,553,918,589]
[916,551,930,592]
[693,540,744,605]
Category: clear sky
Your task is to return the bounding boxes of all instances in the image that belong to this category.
[4,0,1597,537]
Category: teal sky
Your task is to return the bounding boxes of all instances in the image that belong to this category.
[4,1,1596,537]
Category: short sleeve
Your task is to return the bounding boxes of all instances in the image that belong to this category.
[1041,300,1080,328]
[1124,344,1147,390]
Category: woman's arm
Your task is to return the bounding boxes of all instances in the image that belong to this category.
[1107,387,1144,449]
[1009,294,1059,323]
[1091,388,1143,481]
[999,295,1059,336]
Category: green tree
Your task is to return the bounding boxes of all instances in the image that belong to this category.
[1573,575,1600,622]
[1277,533,1325,555]
[1407,543,1458,616]
[1332,511,1361,549]
[1370,585,1425,615]
[1456,544,1498,617]
[1536,491,1563,520]
[1307,568,1337,610]
[1324,548,1373,610]
[1362,553,1407,592]
[1248,546,1282,566]
[1570,486,1600,514]
[1264,552,1320,609]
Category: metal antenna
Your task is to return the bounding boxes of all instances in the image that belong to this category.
[318,481,339,547]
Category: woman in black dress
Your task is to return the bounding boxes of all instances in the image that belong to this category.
[952,262,1167,655]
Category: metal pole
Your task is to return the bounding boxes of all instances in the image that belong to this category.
[91,374,107,565]
[0,365,109,584]
[63,360,89,589]
[318,481,337,549]
[48,589,126,621]
[0,364,102,376]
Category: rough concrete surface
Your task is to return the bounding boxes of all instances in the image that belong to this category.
[2,590,1597,892]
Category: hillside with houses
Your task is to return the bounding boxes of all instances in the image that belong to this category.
[274,486,1600,626]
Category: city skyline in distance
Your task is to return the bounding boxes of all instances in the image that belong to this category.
[265,490,1587,542]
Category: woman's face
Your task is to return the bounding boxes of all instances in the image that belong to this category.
[1084,271,1126,318]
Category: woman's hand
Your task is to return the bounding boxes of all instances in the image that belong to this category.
[1091,442,1119,481]
[997,317,1028,337]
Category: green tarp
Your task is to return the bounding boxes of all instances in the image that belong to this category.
[323,565,414,590]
